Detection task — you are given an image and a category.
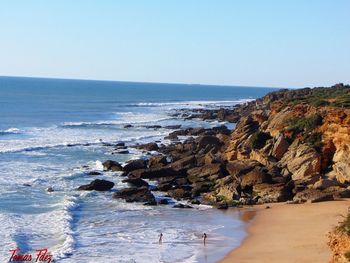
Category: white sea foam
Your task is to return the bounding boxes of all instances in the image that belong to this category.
[133,99,252,108]
[62,113,174,128]
[95,160,104,170]
[0,125,167,154]
[4,127,21,133]
[52,195,79,260]
[0,127,21,135]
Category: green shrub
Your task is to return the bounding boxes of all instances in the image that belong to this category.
[304,132,323,151]
[279,85,350,109]
[310,99,330,107]
[288,114,323,133]
[250,131,272,149]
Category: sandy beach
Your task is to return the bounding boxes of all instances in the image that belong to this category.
[219,200,350,263]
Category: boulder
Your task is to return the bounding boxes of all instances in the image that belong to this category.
[148,155,168,168]
[123,159,147,172]
[188,128,206,136]
[129,167,187,180]
[252,182,294,203]
[217,108,240,122]
[187,163,227,183]
[170,155,196,170]
[292,188,334,203]
[173,203,193,209]
[280,140,321,181]
[191,181,214,196]
[328,146,350,183]
[271,135,289,160]
[240,167,272,189]
[122,177,149,188]
[88,171,102,175]
[312,178,339,190]
[196,135,222,153]
[216,202,229,209]
[213,175,241,203]
[164,134,179,140]
[156,177,177,191]
[137,142,159,151]
[249,149,276,168]
[197,151,222,166]
[156,177,189,191]
[113,187,156,203]
[78,179,115,191]
[226,160,259,177]
[103,160,123,171]
[168,188,192,199]
[167,130,187,137]
[325,186,350,199]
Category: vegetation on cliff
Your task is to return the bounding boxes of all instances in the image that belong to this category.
[276,83,350,108]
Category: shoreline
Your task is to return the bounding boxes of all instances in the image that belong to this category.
[218,200,350,263]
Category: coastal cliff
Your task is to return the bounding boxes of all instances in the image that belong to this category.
[80,84,350,208]
[210,83,350,205]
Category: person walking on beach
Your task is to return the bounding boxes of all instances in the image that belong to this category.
[159,232,163,244]
[202,233,207,246]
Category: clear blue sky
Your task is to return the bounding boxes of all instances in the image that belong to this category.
[0,0,349,88]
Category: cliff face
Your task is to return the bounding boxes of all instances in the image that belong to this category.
[99,84,350,208]
[213,84,350,204]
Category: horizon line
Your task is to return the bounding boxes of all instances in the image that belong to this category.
[0,74,291,89]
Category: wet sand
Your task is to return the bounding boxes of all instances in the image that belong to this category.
[219,200,350,263]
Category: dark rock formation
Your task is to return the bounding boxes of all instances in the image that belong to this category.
[88,171,102,175]
[78,179,115,191]
[123,159,147,172]
[173,203,193,209]
[103,160,123,171]
[113,187,156,204]
[148,155,168,168]
[122,177,149,188]
[136,142,159,151]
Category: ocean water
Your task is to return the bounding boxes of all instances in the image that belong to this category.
[0,76,278,262]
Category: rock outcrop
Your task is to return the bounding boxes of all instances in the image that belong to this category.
[109,84,350,207]
[78,179,115,191]
[103,160,123,171]
[113,187,156,204]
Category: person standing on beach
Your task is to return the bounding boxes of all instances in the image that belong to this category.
[202,233,207,246]
[159,232,163,244]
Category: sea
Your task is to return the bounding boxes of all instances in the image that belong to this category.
[0,76,278,263]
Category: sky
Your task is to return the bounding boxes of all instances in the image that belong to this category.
[0,0,349,88]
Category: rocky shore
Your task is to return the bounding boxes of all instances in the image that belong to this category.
[78,83,350,209]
